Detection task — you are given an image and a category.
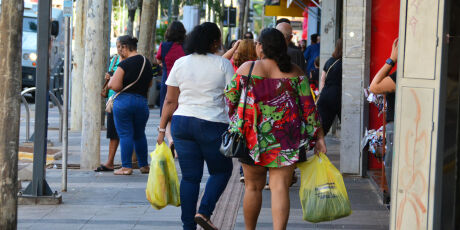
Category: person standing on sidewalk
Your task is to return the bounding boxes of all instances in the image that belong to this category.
[369,38,398,199]
[316,39,342,135]
[225,28,327,230]
[156,22,234,230]
[303,34,320,74]
[95,54,122,172]
[156,21,186,156]
[108,35,153,175]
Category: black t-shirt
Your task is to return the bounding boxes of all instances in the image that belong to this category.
[117,55,153,98]
[386,72,397,122]
[323,57,342,87]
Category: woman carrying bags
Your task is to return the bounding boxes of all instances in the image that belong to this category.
[108,35,153,175]
[225,28,327,230]
[156,22,235,230]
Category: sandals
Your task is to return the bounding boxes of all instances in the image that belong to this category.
[113,168,133,175]
[194,214,218,230]
[139,166,150,174]
[94,164,114,172]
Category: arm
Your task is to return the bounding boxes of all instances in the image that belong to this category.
[223,40,240,60]
[108,67,125,92]
[319,70,326,91]
[297,77,326,154]
[369,38,398,94]
[156,86,179,144]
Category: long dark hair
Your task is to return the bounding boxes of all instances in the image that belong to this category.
[117,35,138,51]
[184,22,221,55]
[165,21,186,43]
[258,28,292,73]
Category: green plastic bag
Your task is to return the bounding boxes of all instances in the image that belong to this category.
[146,142,180,210]
[298,153,351,223]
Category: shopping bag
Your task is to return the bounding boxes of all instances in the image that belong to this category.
[298,153,351,223]
[145,142,181,210]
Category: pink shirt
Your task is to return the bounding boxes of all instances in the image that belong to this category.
[156,42,185,77]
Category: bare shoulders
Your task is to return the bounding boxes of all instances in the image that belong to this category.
[236,60,257,76]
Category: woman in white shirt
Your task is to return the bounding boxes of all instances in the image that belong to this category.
[157,22,235,230]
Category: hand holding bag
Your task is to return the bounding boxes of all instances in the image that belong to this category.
[219,61,255,158]
[101,55,119,98]
[105,55,146,113]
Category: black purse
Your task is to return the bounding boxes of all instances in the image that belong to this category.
[220,62,255,158]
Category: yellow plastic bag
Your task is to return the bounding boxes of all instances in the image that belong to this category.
[145,142,180,210]
[298,153,351,223]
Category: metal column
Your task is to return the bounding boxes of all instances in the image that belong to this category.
[20,0,61,204]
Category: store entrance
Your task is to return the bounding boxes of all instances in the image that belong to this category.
[440,0,460,228]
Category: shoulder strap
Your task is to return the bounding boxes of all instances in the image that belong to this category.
[326,58,341,77]
[240,61,256,136]
[112,56,146,100]
[161,42,174,63]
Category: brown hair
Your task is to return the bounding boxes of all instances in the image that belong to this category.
[233,39,257,68]
[332,38,342,59]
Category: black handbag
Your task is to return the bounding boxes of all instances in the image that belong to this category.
[220,61,255,158]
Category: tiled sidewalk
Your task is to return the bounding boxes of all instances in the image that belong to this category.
[17,107,389,229]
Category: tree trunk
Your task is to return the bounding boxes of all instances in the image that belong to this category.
[126,0,138,36]
[138,0,159,62]
[101,0,111,128]
[237,0,247,38]
[243,0,249,33]
[0,1,23,229]
[71,0,86,131]
[81,0,105,170]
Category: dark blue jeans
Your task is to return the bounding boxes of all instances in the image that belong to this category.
[171,115,233,230]
[113,93,149,168]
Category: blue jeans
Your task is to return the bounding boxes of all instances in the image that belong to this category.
[113,93,149,168]
[171,115,233,230]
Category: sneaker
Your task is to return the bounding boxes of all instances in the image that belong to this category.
[239,176,245,183]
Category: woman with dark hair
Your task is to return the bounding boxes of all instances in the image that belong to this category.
[317,38,343,135]
[156,22,234,230]
[225,28,326,229]
[156,21,186,155]
[108,35,153,175]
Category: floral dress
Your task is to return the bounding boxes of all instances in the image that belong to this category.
[225,74,322,167]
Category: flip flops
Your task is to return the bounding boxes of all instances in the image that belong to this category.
[194,214,218,230]
[94,164,114,172]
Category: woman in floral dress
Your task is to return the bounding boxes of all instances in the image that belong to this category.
[225,28,327,230]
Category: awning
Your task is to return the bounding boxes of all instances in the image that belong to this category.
[265,0,320,17]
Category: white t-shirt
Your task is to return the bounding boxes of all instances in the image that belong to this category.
[166,53,235,123]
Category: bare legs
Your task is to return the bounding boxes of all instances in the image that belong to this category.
[242,163,295,230]
[104,138,119,169]
[242,164,266,230]
[269,165,295,230]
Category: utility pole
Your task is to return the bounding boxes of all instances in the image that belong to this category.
[138,0,159,62]
[71,0,86,131]
[81,0,105,170]
[0,1,24,228]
